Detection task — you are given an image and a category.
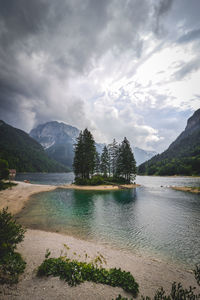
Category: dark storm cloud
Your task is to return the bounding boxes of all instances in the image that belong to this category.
[0,0,199,152]
[177,28,200,44]
[0,0,110,129]
[0,0,51,50]
[0,0,155,131]
[153,0,174,35]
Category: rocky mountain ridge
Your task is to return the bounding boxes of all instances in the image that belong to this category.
[30,121,157,168]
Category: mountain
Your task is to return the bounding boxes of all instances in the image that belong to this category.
[133,147,157,166]
[138,109,200,176]
[0,120,69,172]
[30,121,156,168]
[30,121,106,169]
[30,121,80,168]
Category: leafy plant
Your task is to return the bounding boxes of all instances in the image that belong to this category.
[0,181,17,191]
[0,207,26,256]
[141,282,200,300]
[37,253,139,297]
[0,208,26,284]
[114,264,200,300]
[0,252,26,284]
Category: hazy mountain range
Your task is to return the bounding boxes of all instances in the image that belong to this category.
[30,121,156,168]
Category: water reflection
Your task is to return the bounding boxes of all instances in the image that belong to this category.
[16,176,200,267]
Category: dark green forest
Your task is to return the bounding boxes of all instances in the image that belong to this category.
[0,121,69,172]
[138,128,200,176]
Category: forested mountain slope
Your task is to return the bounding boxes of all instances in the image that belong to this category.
[138,109,200,176]
[0,121,68,172]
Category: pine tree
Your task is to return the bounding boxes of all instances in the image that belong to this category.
[73,131,84,179]
[100,146,109,177]
[73,129,96,179]
[94,151,101,174]
[108,139,119,177]
[116,137,136,183]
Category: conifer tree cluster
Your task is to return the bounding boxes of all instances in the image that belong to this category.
[73,129,136,184]
[73,129,96,179]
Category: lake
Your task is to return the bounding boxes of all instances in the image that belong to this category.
[16,173,200,267]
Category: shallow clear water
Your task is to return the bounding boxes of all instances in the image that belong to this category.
[16,174,200,267]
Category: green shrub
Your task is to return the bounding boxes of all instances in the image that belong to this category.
[74,177,89,185]
[37,256,139,297]
[0,208,26,284]
[0,181,17,191]
[88,175,105,185]
[0,208,26,257]
[74,175,131,186]
[141,282,200,300]
[0,252,26,284]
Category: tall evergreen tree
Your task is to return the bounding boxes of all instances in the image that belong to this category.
[73,131,84,178]
[108,139,119,176]
[94,151,101,174]
[100,146,109,177]
[116,137,136,182]
[73,129,96,179]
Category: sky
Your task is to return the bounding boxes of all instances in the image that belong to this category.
[0,0,200,153]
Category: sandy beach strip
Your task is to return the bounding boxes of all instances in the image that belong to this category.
[0,181,57,215]
[61,183,140,190]
[171,186,200,194]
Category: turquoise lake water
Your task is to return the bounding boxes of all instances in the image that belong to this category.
[16,174,200,267]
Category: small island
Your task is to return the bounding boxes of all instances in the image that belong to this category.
[73,128,137,188]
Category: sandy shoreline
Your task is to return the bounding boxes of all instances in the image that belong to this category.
[1,229,199,300]
[0,181,57,215]
[61,183,140,190]
[172,186,200,194]
[0,182,199,299]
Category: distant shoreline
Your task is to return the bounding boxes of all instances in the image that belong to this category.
[171,186,200,194]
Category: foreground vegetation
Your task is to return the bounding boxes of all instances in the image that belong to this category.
[37,250,139,297]
[0,208,26,284]
[114,265,200,300]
